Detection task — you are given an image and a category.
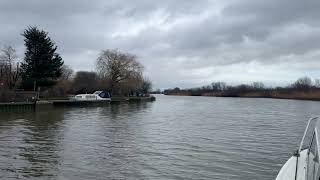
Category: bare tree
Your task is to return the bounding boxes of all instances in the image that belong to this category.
[60,65,74,81]
[315,79,320,88]
[252,82,265,90]
[0,46,17,64]
[48,65,74,96]
[292,76,312,90]
[211,82,227,91]
[120,74,143,96]
[0,46,20,90]
[96,49,143,94]
[140,78,152,94]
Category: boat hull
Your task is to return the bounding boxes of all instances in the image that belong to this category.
[276,149,311,180]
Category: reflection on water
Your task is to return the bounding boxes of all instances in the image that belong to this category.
[1,95,320,179]
[0,110,65,179]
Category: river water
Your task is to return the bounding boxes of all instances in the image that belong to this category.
[0,95,320,179]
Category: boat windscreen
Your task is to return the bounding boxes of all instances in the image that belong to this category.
[94,91,102,95]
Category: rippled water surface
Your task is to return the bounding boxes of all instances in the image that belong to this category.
[1,95,320,179]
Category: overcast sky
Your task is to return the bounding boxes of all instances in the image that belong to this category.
[1,0,320,89]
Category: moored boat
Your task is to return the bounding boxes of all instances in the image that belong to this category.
[276,117,320,180]
[74,91,111,101]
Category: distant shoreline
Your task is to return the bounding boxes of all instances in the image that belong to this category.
[164,90,320,102]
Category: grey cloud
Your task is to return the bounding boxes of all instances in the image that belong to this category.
[0,0,320,88]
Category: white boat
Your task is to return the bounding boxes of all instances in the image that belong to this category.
[74,91,111,101]
[276,117,320,180]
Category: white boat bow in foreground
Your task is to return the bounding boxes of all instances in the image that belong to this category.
[276,117,320,180]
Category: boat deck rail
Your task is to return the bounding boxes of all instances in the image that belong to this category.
[296,117,320,180]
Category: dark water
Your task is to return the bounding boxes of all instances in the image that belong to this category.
[1,95,320,180]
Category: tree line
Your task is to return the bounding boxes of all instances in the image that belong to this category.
[164,76,320,97]
[0,26,151,101]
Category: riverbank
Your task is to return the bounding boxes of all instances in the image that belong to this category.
[0,96,156,112]
[166,89,320,101]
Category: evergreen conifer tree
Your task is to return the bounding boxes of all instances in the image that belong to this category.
[21,26,64,90]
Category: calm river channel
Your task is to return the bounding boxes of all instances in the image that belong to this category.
[1,95,320,179]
